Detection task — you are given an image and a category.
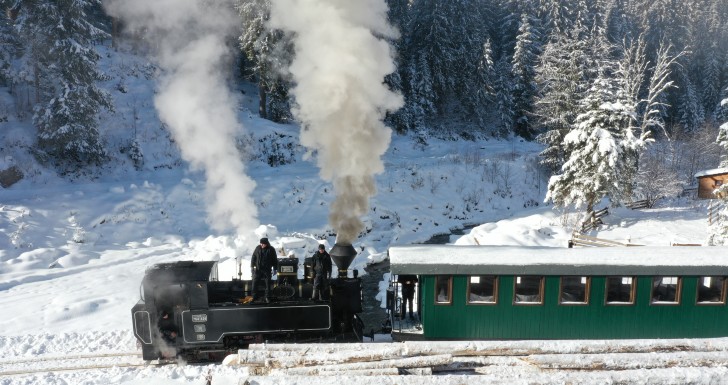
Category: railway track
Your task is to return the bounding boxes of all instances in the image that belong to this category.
[0,351,171,377]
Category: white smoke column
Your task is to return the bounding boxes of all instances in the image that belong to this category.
[269,0,403,244]
[105,0,259,242]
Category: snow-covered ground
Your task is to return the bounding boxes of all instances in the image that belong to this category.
[0,40,721,384]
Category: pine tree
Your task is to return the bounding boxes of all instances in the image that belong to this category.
[535,26,590,172]
[383,0,409,133]
[15,0,111,170]
[702,42,722,121]
[511,12,540,140]
[546,69,642,213]
[238,0,292,123]
[471,38,496,128]
[605,0,635,43]
[677,67,705,132]
[403,52,435,130]
[0,3,20,85]
[406,0,454,114]
[493,55,514,136]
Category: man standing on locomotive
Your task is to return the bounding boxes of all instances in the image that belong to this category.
[251,238,278,303]
[311,244,332,301]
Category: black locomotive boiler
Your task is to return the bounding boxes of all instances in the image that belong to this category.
[131,243,364,361]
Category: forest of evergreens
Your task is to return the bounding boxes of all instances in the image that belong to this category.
[1,0,728,214]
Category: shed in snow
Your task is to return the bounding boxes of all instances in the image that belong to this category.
[695,167,728,199]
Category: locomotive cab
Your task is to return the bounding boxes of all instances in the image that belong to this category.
[132,261,217,360]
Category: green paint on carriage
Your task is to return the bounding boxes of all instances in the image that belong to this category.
[391,245,728,340]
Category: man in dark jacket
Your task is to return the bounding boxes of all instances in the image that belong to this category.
[398,274,418,320]
[311,244,332,300]
[251,237,278,303]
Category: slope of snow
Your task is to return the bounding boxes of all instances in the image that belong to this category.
[0,41,720,384]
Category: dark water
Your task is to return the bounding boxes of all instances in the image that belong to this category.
[421,224,478,244]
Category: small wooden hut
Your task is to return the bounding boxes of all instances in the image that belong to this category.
[695,168,728,199]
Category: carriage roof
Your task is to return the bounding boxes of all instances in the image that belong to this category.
[388,245,728,276]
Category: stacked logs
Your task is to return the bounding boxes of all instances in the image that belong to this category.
[225,338,728,377]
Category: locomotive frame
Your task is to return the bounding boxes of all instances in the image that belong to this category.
[132,244,364,361]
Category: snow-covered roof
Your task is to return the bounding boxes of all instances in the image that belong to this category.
[694,167,728,178]
[388,245,728,276]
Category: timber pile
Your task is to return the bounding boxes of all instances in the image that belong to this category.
[228,339,728,381]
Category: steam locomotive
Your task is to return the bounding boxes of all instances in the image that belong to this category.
[131,243,364,361]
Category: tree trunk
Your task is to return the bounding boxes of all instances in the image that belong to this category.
[258,83,267,119]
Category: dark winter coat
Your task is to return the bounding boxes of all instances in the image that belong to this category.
[251,245,278,277]
[397,275,418,285]
[311,250,332,278]
[398,274,418,299]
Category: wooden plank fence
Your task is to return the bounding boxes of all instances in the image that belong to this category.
[709,201,724,225]
[569,232,643,248]
[580,207,609,233]
[625,199,650,210]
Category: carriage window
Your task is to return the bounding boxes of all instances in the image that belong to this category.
[560,276,589,305]
[605,277,635,304]
[435,276,452,304]
[651,277,681,304]
[514,276,543,304]
[697,276,727,304]
[467,276,497,304]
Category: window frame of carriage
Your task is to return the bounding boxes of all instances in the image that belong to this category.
[696,276,728,306]
[558,276,591,306]
[650,276,682,306]
[512,275,545,306]
[466,275,498,306]
[434,275,453,305]
[604,276,637,306]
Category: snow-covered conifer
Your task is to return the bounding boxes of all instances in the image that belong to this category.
[535,26,589,172]
[511,13,541,140]
[493,55,514,136]
[677,68,706,132]
[472,38,496,128]
[15,0,112,170]
[238,0,292,123]
[546,67,642,213]
[0,4,20,85]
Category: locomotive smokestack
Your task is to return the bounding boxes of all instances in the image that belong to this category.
[329,243,357,277]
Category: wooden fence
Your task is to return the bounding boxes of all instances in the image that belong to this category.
[569,232,643,248]
[625,199,650,210]
[580,207,609,233]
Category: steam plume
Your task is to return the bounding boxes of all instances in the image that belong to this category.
[105,0,259,241]
[269,0,403,244]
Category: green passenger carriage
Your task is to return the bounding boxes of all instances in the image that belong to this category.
[388,245,728,340]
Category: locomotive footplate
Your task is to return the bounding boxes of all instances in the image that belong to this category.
[180,304,331,343]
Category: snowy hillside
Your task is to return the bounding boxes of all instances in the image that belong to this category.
[0,35,720,385]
